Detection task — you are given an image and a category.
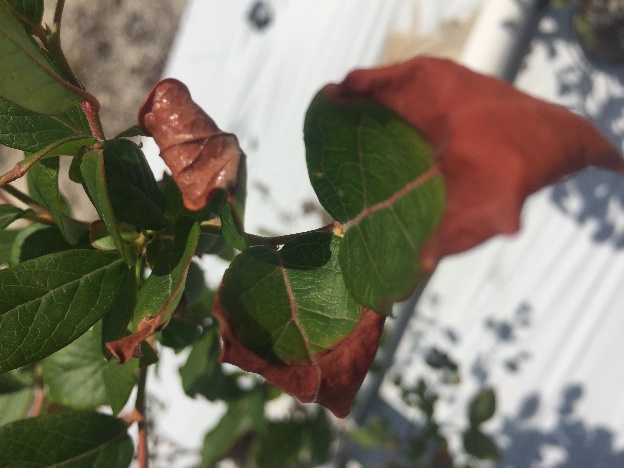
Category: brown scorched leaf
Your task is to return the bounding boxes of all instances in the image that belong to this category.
[215,303,385,418]
[328,57,624,269]
[138,78,243,211]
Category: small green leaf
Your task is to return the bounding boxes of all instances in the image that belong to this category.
[42,329,137,414]
[219,231,360,364]
[90,220,144,253]
[305,90,444,313]
[201,390,266,467]
[220,160,249,250]
[103,139,168,230]
[0,412,133,467]
[27,157,88,244]
[114,124,147,139]
[463,427,500,460]
[306,410,332,463]
[132,219,200,326]
[0,228,19,264]
[81,148,137,265]
[0,203,34,228]
[0,1,84,114]
[468,387,496,426]
[0,249,127,373]
[0,98,92,152]
[0,386,32,425]
[179,326,241,401]
[255,420,304,468]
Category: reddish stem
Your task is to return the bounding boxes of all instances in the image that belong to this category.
[81,101,105,141]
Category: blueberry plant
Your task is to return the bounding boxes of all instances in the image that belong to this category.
[1,1,624,467]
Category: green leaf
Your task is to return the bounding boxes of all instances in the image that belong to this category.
[462,427,500,460]
[305,410,332,463]
[255,420,305,468]
[201,390,266,467]
[103,139,168,230]
[0,98,91,152]
[0,203,34,228]
[219,231,360,364]
[7,0,43,26]
[42,329,137,414]
[305,90,444,313]
[179,326,242,401]
[0,386,32,425]
[468,386,496,426]
[132,219,200,326]
[114,124,147,139]
[90,220,144,253]
[0,0,84,114]
[0,411,133,467]
[9,223,72,264]
[220,160,249,251]
[0,228,19,264]
[80,148,137,265]
[0,249,127,373]
[101,264,139,349]
[27,157,88,244]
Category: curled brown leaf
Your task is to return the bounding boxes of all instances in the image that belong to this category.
[328,57,624,269]
[138,78,242,211]
[214,301,385,419]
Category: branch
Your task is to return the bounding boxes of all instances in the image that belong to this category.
[200,220,337,248]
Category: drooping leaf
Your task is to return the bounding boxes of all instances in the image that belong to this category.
[27,157,89,244]
[328,56,624,269]
[138,78,244,212]
[103,139,169,230]
[0,249,127,373]
[305,90,444,313]
[106,220,200,363]
[0,136,96,185]
[462,427,500,460]
[42,328,137,414]
[8,223,87,265]
[468,387,496,426]
[0,412,133,467]
[215,231,386,418]
[80,147,137,265]
[0,0,84,114]
[0,98,92,152]
[0,203,34,228]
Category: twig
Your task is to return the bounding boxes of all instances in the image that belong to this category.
[27,364,46,417]
[0,184,53,221]
[201,220,337,247]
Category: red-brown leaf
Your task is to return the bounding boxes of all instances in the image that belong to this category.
[328,57,624,269]
[105,311,164,364]
[214,300,386,418]
[138,78,242,211]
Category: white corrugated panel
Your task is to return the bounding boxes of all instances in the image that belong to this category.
[373,5,624,467]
